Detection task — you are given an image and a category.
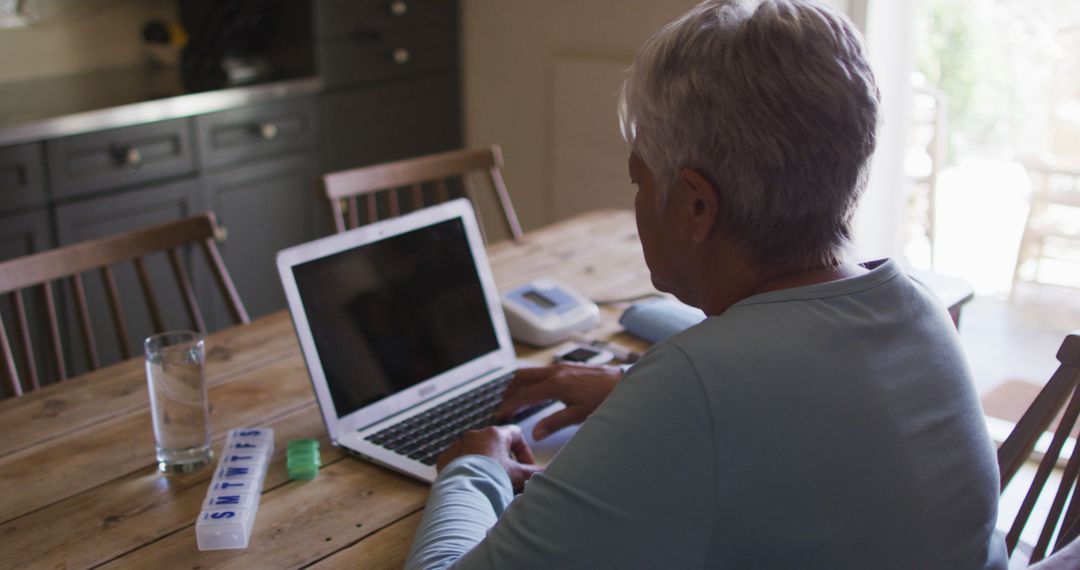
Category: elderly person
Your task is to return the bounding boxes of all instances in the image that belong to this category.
[405,0,1006,568]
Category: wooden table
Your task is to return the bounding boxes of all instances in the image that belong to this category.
[0,209,974,568]
[0,209,654,569]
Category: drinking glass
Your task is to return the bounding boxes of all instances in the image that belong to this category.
[145,331,213,473]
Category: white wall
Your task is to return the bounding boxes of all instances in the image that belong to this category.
[461,0,700,233]
[462,0,852,233]
[852,0,916,261]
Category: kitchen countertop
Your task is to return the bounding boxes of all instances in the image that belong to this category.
[0,65,322,147]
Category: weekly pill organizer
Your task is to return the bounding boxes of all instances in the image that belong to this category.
[196,427,274,551]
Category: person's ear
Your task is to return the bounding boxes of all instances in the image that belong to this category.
[677,168,720,243]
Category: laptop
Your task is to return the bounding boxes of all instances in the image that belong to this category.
[276,199,577,483]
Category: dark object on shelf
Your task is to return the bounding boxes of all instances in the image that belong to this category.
[179,0,313,90]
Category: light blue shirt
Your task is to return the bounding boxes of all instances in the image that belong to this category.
[405,259,1007,569]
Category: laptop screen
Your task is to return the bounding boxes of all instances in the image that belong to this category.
[292,218,500,418]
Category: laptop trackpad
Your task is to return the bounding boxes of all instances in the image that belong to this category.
[515,402,579,467]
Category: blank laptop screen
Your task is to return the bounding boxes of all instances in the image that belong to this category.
[292,218,500,418]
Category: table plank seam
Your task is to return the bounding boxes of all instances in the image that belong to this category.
[93,449,425,570]
[91,453,363,569]
[0,396,315,527]
[0,348,301,461]
[298,506,427,569]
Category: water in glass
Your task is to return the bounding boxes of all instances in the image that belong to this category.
[145,331,212,473]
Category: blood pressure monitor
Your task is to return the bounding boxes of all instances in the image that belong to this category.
[501,279,600,347]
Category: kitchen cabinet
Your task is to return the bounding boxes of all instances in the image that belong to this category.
[200,154,322,328]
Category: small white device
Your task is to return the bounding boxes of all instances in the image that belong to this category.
[502,279,600,347]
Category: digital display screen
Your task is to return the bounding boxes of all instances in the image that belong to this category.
[523,290,557,310]
[293,218,500,418]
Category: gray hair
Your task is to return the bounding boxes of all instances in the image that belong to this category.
[619,0,880,269]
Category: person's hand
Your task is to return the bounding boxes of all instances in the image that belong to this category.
[495,363,622,440]
[437,425,542,491]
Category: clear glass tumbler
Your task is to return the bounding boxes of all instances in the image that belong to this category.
[145,331,213,473]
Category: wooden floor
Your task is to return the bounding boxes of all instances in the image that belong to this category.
[961,285,1080,396]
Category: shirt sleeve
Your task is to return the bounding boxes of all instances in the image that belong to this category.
[404,342,717,570]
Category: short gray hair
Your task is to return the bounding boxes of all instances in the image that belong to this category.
[619,0,880,269]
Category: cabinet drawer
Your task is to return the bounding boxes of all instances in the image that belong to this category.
[319,28,457,88]
[195,98,319,171]
[46,119,195,200]
[315,0,457,39]
[0,143,46,214]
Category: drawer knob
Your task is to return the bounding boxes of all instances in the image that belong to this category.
[122,147,142,168]
[390,0,408,16]
[392,48,410,64]
[258,123,279,140]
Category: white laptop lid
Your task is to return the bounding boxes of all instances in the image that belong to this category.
[276,199,516,444]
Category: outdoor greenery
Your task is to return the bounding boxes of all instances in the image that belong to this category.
[915,0,1080,164]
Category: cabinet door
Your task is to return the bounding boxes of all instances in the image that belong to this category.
[0,208,50,262]
[320,72,462,172]
[55,180,202,375]
[0,209,54,393]
[202,154,321,326]
[0,143,46,215]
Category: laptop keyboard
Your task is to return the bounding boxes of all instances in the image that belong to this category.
[363,373,550,466]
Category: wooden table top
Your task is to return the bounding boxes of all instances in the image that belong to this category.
[0,209,655,569]
[0,208,974,568]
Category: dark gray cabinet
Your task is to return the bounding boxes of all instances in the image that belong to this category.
[201,154,321,327]
[318,28,458,89]
[0,208,50,262]
[322,72,461,172]
[45,119,196,200]
[0,209,53,393]
[0,0,462,381]
[54,180,201,374]
[317,0,462,171]
[314,0,458,39]
[0,144,46,214]
[195,98,319,171]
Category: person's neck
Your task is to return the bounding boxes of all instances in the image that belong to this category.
[693,257,867,315]
[747,261,866,296]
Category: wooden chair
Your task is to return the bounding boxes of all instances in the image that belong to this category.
[1012,158,1080,296]
[321,145,524,242]
[997,331,1080,564]
[0,212,249,398]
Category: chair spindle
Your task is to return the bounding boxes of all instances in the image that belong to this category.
[12,290,39,390]
[100,266,132,360]
[410,184,424,210]
[0,309,20,397]
[348,196,360,230]
[1032,417,1080,562]
[134,257,166,333]
[366,194,378,225]
[461,174,489,244]
[200,238,250,325]
[71,274,101,370]
[490,166,524,240]
[435,178,450,203]
[1006,381,1080,555]
[168,248,207,334]
[42,282,67,381]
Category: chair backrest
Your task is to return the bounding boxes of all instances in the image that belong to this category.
[1023,158,1080,210]
[321,145,523,243]
[997,331,1080,564]
[0,212,249,398]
